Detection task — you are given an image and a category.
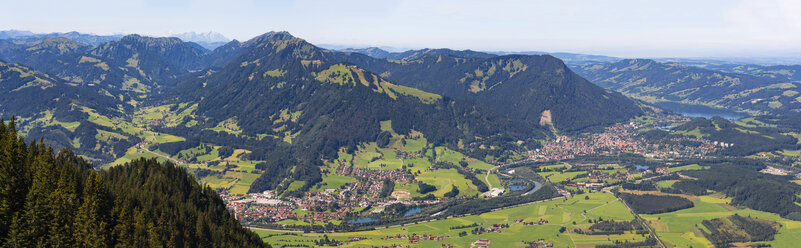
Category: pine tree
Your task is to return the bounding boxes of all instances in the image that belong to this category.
[0,118,30,240]
[74,170,112,248]
[112,203,135,248]
[48,156,81,247]
[6,144,55,247]
[133,209,150,248]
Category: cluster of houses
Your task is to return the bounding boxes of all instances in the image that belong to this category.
[135,140,153,149]
[587,169,635,180]
[518,218,549,225]
[337,165,411,182]
[300,207,350,223]
[382,234,450,243]
[528,117,720,162]
[761,166,791,176]
[339,180,386,204]
[221,176,445,225]
[526,239,555,247]
[642,137,719,159]
[567,182,606,188]
[531,123,643,161]
[471,223,510,235]
[346,236,366,242]
[220,191,298,222]
[640,167,671,176]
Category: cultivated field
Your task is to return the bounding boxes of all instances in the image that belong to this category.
[642,192,801,247]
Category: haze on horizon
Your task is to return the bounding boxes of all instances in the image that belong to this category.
[1,0,800,58]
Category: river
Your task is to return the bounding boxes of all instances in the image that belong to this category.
[522,181,543,196]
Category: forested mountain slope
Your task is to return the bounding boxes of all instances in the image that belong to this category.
[0,120,269,247]
[0,60,137,163]
[158,32,549,193]
[0,34,245,95]
[329,51,645,132]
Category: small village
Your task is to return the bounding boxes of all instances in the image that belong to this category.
[220,184,445,225]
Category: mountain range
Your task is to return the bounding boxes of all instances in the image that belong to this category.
[0,31,646,193]
[0,30,232,50]
[571,59,801,116]
[0,30,123,46]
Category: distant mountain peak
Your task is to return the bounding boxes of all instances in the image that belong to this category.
[121,34,183,44]
[116,34,205,53]
[167,31,229,43]
[29,37,86,46]
[621,58,656,64]
[26,37,89,55]
[0,30,35,39]
[245,31,297,45]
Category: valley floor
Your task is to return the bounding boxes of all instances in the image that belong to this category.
[254,192,643,247]
[253,189,801,248]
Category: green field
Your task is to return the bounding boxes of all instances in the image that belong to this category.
[434,146,494,170]
[351,143,383,168]
[416,168,478,197]
[486,174,501,189]
[540,171,587,183]
[366,150,403,170]
[107,147,167,167]
[643,193,801,248]
[398,137,427,153]
[134,103,198,128]
[207,117,242,135]
[668,164,708,172]
[734,117,777,128]
[228,171,261,195]
[256,192,646,247]
[540,164,569,170]
[779,149,800,157]
[314,163,358,193]
[657,180,679,188]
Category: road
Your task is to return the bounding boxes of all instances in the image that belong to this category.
[142,147,184,165]
[608,189,667,248]
[247,226,304,233]
[484,165,499,189]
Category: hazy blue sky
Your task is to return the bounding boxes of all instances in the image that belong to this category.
[1,0,800,57]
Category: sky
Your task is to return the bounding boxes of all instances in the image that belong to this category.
[1,0,800,58]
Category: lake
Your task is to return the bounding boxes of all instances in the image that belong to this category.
[654,102,748,120]
[402,207,423,217]
[348,207,424,223]
[348,217,377,224]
